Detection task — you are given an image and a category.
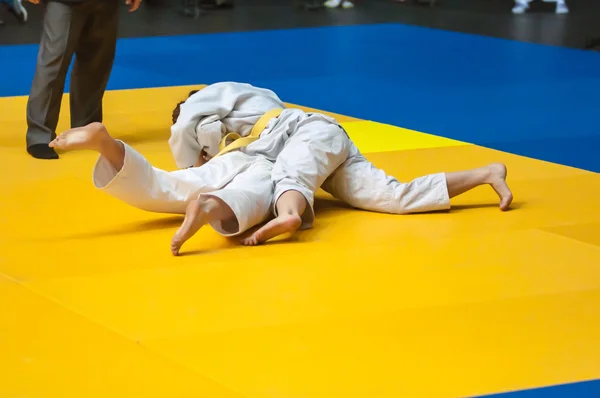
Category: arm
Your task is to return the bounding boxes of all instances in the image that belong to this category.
[125,0,142,12]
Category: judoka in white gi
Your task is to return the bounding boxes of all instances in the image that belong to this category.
[48,122,275,256]
[169,82,513,250]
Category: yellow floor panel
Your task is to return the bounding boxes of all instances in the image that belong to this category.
[145,289,600,398]
[342,120,469,153]
[1,86,600,398]
[0,276,244,398]
[26,227,600,338]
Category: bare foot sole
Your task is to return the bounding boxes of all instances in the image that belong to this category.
[241,214,302,246]
[487,163,513,211]
[49,122,107,152]
[171,199,208,256]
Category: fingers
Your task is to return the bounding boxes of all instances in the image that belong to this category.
[128,0,142,12]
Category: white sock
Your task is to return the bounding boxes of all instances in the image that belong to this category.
[324,0,341,7]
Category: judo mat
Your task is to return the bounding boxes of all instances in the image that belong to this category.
[1,23,600,398]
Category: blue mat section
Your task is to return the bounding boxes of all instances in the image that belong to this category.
[480,379,600,397]
[1,24,599,172]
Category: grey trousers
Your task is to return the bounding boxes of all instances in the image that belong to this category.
[26,0,119,148]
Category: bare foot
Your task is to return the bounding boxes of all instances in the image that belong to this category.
[486,163,513,211]
[241,214,302,246]
[49,122,108,152]
[171,199,208,256]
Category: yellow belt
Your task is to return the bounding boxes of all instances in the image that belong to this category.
[213,108,283,158]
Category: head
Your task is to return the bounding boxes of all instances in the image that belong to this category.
[171,89,200,125]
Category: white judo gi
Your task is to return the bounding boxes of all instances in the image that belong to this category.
[169,82,451,228]
[93,141,274,237]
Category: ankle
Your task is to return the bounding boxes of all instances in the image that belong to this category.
[97,135,119,154]
[481,165,495,185]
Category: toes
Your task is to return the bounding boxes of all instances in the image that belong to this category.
[49,135,64,148]
[500,194,513,211]
[171,241,181,256]
[241,236,258,246]
[171,234,184,254]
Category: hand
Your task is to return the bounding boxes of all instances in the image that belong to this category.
[192,150,210,168]
[125,0,142,12]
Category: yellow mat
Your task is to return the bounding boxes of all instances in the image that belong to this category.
[1,86,600,398]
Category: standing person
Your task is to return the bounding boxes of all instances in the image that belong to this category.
[24,0,142,160]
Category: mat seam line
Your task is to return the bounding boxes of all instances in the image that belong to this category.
[535,228,600,251]
[11,279,252,398]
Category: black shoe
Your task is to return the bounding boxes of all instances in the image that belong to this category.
[27,144,59,160]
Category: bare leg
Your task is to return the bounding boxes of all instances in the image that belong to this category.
[49,122,125,170]
[446,163,512,210]
[241,190,305,246]
[171,196,235,256]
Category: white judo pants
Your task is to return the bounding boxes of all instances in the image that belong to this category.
[92,142,274,237]
[247,111,451,227]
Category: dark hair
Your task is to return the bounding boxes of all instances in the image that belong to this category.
[172,89,200,124]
